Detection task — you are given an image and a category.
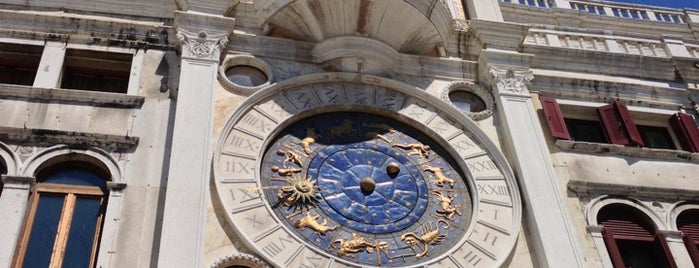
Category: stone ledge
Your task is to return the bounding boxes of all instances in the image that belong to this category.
[555,140,699,163]
[0,127,139,152]
[568,180,699,201]
[0,84,144,107]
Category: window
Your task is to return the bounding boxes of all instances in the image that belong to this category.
[60,49,132,93]
[1,161,6,197]
[0,43,42,86]
[598,204,677,268]
[565,118,608,143]
[14,167,108,268]
[678,209,699,267]
[540,96,699,151]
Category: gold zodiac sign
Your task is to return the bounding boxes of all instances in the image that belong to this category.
[432,190,462,219]
[400,220,449,259]
[276,149,302,167]
[393,142,430,159]
[271,166,302,176]
[331,233,388,258]
[329,119,355,138]
[424,166,455,187]
[293,211,337,235]
[366,132,391,143]
[299,128,319,155]
[273,175,319,207]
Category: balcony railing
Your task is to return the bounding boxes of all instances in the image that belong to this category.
[501,0,555,8]
[524,30,669,57]
[502,0,688,23]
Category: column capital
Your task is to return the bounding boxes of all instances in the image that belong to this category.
[174,11,235,61]
[1,175,34,185]
[489,66,534,97]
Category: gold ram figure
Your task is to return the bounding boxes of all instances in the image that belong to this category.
[293,212,337,235]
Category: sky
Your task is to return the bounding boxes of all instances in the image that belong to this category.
[607,0,699,9]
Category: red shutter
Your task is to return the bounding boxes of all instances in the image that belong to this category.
[670,113,699,152]
[683,234,699,268]
[539,96,571,140]
[598,104,629,145]
[602,228,625,268]
[654,233,678,268]
[614,100,644,147]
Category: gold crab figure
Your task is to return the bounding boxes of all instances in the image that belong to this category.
[272,174,320,207]
[400,220,449,259]
[432,190,462,219]
[331,233,388,258]
[293,211,337,235]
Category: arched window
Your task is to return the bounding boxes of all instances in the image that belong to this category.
[678,209,699,267]
[1,160,6,196]
[14,164,108,268]
[598,204,677,268]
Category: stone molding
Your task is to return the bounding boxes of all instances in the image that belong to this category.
[0,10,174,49]
[211,253,270,268]
[0,127,139,153]
[218,54,273,96]
[0,84,145,108]
[570,181,699,202]
[441,80,495,120]
[489,67,534,97]
[555,140,699,163]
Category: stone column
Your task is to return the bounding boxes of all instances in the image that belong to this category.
[96,182,127,267]
[156,11,234,268]
[0,176,34,265]
[480,50,585,267]
[33,41,66,88]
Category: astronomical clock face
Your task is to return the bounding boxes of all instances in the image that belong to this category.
[214,78,521,268]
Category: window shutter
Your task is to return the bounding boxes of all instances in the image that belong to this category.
[683,234,699,268]
[654,233,679,268]
[670,113,699,152]
[539,96,571,140]
[601,228,625,268]
[614,100,644,147]
[598,104,629,145]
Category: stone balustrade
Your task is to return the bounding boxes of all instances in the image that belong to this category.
[524,30,670,57]
[501,0,555,8]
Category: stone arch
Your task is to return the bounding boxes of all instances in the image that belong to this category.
[586,195,668,232]
[21,145,122,183]
[0,142,20,176]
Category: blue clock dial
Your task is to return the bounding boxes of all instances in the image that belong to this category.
[260,112,471,267]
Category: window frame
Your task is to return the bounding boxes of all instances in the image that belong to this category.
[540,96,698,152]
[13,181,106,268]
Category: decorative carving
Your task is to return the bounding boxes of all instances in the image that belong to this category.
[272,175,319,207]
[293,211,337,235]
[442,81,494,121]
[331,233,388,258]
[299,128,319,155]
[211,253,270,268]
[424,166,455,187]
[489,67,534,96]
[400,220,449,259]
[432,190,462,219]
[176,29,228,60]
[276,149,302,167]
[393,142,431,159]
[271,166,302,176]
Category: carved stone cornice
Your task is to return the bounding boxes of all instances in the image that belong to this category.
[489,66,534,97]
[174,11,235,62]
